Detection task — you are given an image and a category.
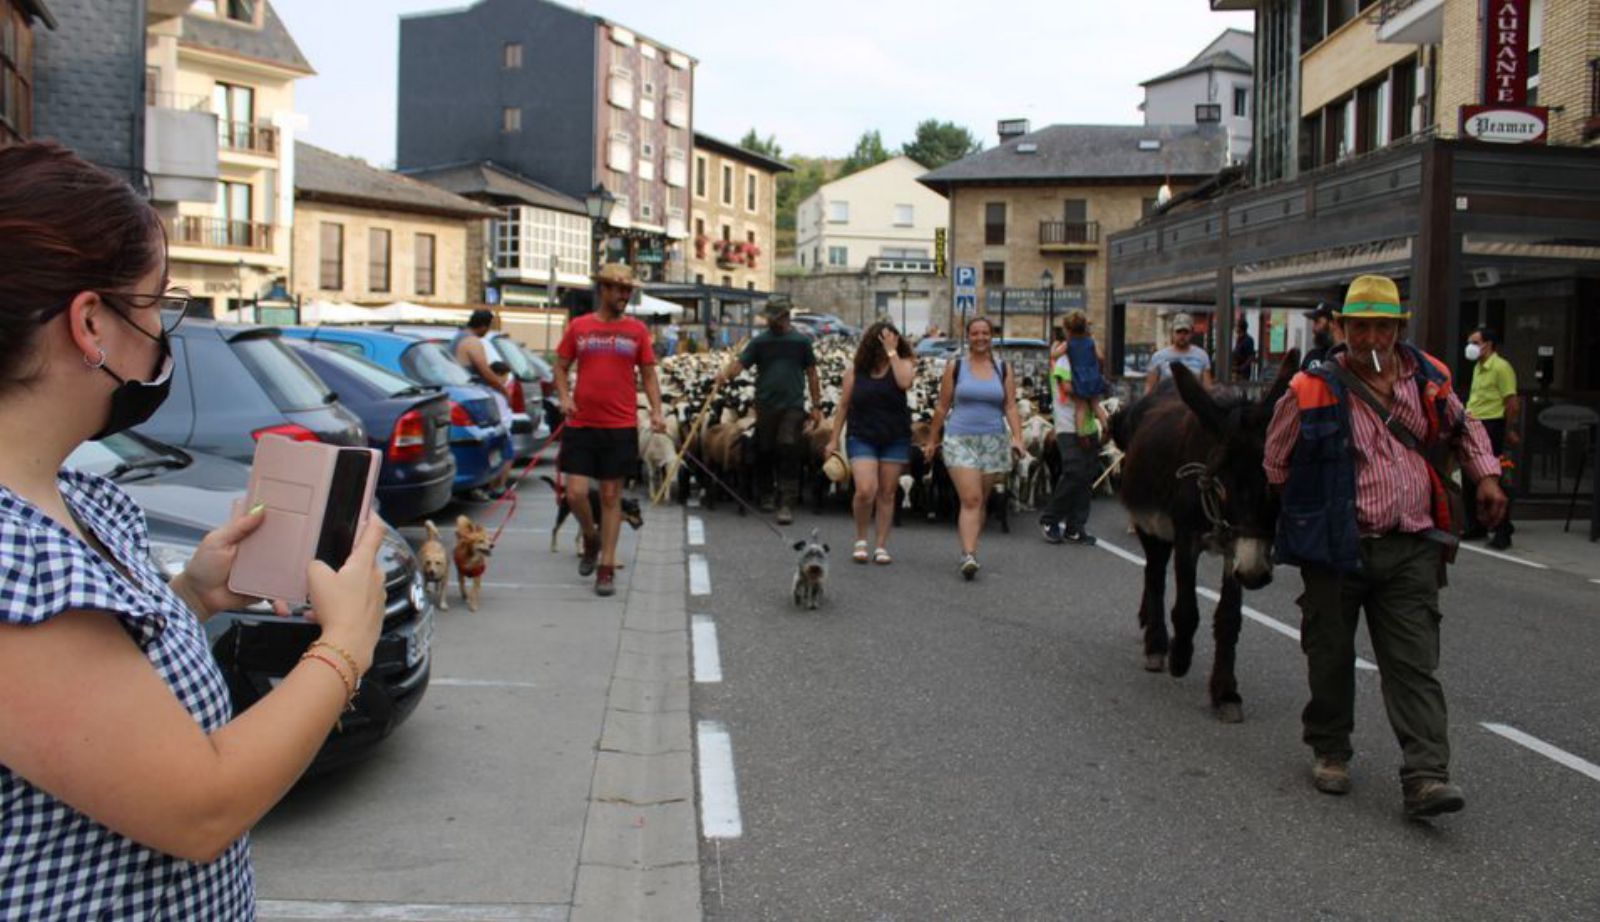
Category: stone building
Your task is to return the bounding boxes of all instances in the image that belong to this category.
[688,132,789,294]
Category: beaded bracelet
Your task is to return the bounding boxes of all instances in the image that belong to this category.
[299,651,356,708]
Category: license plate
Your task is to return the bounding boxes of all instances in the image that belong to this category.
[433,427,449,448]
[406,607,434,668]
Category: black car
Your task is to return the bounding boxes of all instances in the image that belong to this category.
[64,431,433,774]
[139,318,366,462]
[285,339,457,524]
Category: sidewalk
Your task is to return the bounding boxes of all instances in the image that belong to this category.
[1457,517,1600,580]
[251,477,701,922]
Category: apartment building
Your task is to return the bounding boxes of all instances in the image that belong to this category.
[398,0,695,285]
[920,121,1226,341]
[1141,28,1255,165]
[0,0,54,148]
[688,132,790,293]
[1110,0,1600,504]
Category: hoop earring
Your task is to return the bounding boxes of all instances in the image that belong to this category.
[83,348,106,370]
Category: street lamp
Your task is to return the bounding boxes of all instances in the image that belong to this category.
[898,276,909,334]
[583,182,617,278]
[1040,268,1055,340]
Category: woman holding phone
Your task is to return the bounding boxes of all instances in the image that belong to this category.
[0,142,387,919]
[925,315,1027,579]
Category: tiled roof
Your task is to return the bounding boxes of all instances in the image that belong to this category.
[692,133,792,174]
[918,124,1228,190]
[295,143,501,219]
[181,1,313,74]
[400,160,588,215]
[1140,49,1253,87]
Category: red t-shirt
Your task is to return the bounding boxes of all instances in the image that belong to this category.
[557,312,655,429]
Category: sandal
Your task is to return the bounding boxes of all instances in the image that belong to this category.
[873,547,892,565]
[852,540,870,564]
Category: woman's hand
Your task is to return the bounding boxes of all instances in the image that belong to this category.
[1011,437,1027,461]
[173,504,269,618]
[305,521,387,675]
[879,327,900,356]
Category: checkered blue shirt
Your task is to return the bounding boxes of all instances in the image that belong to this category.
[0,470,254,920]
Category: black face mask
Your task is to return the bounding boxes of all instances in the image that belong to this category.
[1313,329,1334,350]
[90,308,174,441]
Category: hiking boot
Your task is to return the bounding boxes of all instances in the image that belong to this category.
[594,564,616,597]
[1312,756,1351,795]
[1064,528,1098,546]
[775,504,794,526]
[1403,780,1465,818]
[959,553,980,581]
[579,531,599,577]
[1041,522,1065,544]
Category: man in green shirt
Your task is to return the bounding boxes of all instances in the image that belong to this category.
[715,296,822,525]
[1464,325,1519,549]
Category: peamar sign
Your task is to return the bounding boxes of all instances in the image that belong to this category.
[1459,0,1546,145]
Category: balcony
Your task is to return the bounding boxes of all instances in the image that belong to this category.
[170,216,274,252]
[1039,220,1100,250]
[218,120,277,156]
[1374,0,1443,45]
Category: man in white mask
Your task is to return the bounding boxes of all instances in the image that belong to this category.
[1463,326,1519,549]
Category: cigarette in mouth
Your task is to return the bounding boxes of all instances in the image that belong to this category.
[1371,350,1382,373]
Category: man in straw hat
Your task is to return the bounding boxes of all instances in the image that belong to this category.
[713,295,823,525]
[554,263,666,597]
[1264,274,1507,819]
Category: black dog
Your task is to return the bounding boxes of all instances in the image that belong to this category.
[539,475,645,551]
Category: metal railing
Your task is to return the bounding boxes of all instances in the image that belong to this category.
[170,215,274,252]
[218,120,277,155]
[1039,220,1100,247]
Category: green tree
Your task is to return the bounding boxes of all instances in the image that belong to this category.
[901,119,982,169]
[739,128,784,160]
[838,129,891,177]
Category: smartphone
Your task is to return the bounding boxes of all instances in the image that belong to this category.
[228,436,381,605]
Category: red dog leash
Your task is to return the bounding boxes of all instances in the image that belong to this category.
[485,421,565,548]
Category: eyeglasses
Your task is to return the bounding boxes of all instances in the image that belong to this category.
[98,287,194,334]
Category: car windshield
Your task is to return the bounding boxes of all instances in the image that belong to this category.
[511,341,553,380]
[401,341,472,386]
[64,431,188,480]
[310,343,431,398]
[230,336,333,411]
[490,336,535,379]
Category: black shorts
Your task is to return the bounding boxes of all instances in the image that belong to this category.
[558,426,638,481]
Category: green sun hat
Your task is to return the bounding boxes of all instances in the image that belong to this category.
[1340,274,1410,319]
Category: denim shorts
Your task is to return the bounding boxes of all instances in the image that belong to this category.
[846,435,911,465]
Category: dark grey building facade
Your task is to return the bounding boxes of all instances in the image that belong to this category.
[31,0,146,182]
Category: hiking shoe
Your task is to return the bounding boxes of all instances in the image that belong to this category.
[1312,756,1351,795]
[1064,528,1098,546]
[775,505,794,526]
[960,553,980,580]
[1041,522,1065,544]
[1486,533,1512,550]
[578,532,599,577]
[595,564,616,597]
[1404,780,1465,818]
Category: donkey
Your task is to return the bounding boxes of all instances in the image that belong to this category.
[1113,351,1298,722]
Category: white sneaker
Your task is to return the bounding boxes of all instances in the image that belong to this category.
[959,553,980,580]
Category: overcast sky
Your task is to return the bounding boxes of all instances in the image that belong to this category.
[272,0,1254,168]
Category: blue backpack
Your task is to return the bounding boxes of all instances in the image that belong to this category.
[1066,337,1108,398]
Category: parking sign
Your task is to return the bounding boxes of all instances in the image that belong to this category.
[955,265,977,289]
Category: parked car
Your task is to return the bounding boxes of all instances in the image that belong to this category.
[284,339,457,524]
[63,431,432,774]
[278,327,512,494]
[914,337,960,358]
[793,312,859,338]
[497,336,562,435]
[136,319,366,462]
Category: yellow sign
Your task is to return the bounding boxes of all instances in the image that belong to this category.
[934,227,947,277]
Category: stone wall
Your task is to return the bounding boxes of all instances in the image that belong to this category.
[775,270,951,332]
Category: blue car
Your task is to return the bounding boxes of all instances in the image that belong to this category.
[279,327,513,494]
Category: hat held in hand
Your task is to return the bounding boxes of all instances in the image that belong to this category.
[822,450,850,484]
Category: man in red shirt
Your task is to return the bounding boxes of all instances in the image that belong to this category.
[554,263,666,596]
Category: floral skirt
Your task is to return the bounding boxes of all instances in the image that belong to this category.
[943,432,1011,474]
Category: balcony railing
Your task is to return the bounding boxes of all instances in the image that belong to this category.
[145,88,212,112]
[218,120,277,156]
[170,216,274,252]
[1039,220,1100,248]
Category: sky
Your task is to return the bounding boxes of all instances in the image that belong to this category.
[271,0,1254,168]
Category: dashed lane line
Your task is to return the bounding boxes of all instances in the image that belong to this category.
[1457,542,1549,570]
[691,615,723,683]
[1481,723,1600,785]
[1095,540,1378,672]
[687,515,706,546]
[696,720,743,839]
[689,553,711,595]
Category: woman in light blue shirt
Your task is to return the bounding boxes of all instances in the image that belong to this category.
[924,316,1026,580]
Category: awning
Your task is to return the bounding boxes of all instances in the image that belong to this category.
[627,291,686,317]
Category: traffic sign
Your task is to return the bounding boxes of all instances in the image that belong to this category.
[955,265,977,289]
[955,294,977,314]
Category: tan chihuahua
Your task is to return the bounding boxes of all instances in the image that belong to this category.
[418,519,451,611]
[452,514,493,612]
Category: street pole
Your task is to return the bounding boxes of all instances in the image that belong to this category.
[898,276,909,334]
[1000,288,1008,337]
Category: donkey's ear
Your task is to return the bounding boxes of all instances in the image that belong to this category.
[1172,361,1229,440]
[1262,349,1301,411]
[822,544,830,554]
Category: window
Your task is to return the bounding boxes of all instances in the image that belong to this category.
[2,11,37,141]
[503,42,523,69]
[1060,262,1086,286]
[608,67,634,110]
[984,202,1006,245]
[213,82,255,149]
[665,89,688,127]
[827,246,848,266]
[982,262,1005,287]
[608,132,633,173]
[893,204,914,226]
[828,200,849,223]
[415,233,436,295]
[694,155,707,198]
[195,0,256,23]
[1233,86,1249,118]
[665,149,688,188]
[1062,199,1087,225]
[746,173,758,212]
[1391,58,1418,140]
[369,228,391,293]
[720,164,733,205]
[1195,103,1222,123]
[502,107,521,133]
[319,223,343,290]
[216,180,252,246]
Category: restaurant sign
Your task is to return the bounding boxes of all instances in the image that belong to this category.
[1481,0,1531,105]
[1460,104,1548,144]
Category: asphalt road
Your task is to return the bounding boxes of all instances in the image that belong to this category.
[689,496,1600,921]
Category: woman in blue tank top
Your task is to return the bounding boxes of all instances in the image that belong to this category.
[825,321,914,565]
[925,315,1026,579]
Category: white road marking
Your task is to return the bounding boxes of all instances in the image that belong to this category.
[696,720,743,839]
[1098,540,1377,671]
[687,515,706,546]
[429,678,541,689]
[689,554,711,595]
[258,900,563,920]
[1458,542,1549,570]
[691,615,723,683]
[1481,723,1600,784]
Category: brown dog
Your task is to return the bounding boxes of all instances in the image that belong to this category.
[453,514,493,612]
[418,520,451,611]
